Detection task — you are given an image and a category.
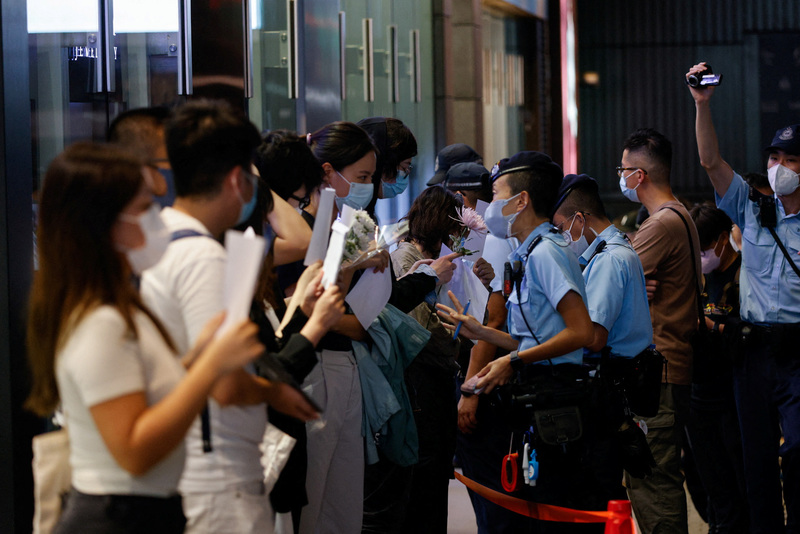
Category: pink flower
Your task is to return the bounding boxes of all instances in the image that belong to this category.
[453,206,487,235]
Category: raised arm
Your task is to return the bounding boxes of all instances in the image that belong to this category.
[686,62,735,197]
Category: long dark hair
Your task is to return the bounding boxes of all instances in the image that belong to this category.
[26,142,175,416]
[308,121,377,171]
[403,186,462,258]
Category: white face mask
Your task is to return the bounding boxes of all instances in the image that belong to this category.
[118,204,170,275]
[561,213,596,257]
[700,239,724,274]
[767,163,800,197]
[619,169,641,203]
[484,193,522,238]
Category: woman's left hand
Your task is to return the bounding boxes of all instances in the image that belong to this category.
[475,356,514,394]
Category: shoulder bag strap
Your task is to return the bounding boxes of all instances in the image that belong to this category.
[767,227,800,278]
[663,206,707,332]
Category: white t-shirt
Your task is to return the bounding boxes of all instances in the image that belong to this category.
[140,207,268,493]
[57,305,185,497]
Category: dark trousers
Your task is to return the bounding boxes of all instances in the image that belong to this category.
[456,382,538,534]
[733,337,800,534]
[686,392,748,533]
[361,454,414,534]
[401,363,458,534]
[54,490,185,534]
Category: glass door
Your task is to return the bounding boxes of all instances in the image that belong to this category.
[251,0,299,132]
[28,0,185,188]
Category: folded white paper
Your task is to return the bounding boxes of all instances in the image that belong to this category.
[345,267,392,329]
[437,242,490,327]
[321,205,356,288]
[304,188,336,266]
[220,227,266,334]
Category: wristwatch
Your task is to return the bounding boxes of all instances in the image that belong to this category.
[508,351,524,372]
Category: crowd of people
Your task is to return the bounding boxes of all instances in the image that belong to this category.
[23,58,800,534]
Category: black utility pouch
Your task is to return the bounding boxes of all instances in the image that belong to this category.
[534,406,583,445]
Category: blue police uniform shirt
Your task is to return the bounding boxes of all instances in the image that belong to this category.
[506,222,588,366]
[579,224,653,358]
[716,172,800,324]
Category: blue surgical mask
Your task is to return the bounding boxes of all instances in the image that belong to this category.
[237,173,259,225]
[381,173,409,199]
[484,193,522,238]
[335,170,374,211]
[619,170,641,203]
[154,168,176,208]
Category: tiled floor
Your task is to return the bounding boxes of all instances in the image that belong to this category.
[446,470,707,533]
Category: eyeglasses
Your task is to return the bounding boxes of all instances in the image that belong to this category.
[398,164,413,179]
[615,167,647,178]
[290,193,311,210]
[555,211,589,232]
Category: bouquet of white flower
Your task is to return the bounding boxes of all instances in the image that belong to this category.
[342,210,409,268]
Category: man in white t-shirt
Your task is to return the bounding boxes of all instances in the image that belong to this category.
[140,100,309,533]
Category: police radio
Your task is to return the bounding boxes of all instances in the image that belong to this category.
[749,186,777,228]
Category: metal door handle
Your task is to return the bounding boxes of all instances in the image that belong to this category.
[390,25,399,103]
[411,29,421,102]
[287,0,299,99]
[243,0,253,98]
[100,0,114,92]
[363,18,374,102]
[179,0,193,95]
[339,11,346,100]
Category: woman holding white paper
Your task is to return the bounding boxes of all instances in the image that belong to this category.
[25,143,265,533]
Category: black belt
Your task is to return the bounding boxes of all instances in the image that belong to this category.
[749,322,800,336]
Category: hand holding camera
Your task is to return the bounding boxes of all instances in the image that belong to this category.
[686,62,722,88]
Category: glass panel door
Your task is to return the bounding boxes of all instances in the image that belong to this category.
[28,0,105,188]
[252,0,299,132]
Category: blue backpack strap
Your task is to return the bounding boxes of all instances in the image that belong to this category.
[169,227,214,453]
[170,229,209,241]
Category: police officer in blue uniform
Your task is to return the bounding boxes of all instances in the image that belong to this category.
[551,173,654,504]
[689,60,800,534]
[437,152,602,533]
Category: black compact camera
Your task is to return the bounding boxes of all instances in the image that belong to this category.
[687,65,722,88]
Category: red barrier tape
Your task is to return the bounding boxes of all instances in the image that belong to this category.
[453,471,636,534]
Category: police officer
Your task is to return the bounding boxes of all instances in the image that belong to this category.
[551,173,654,502]
[689,60,800,534]
[437,152,600,533]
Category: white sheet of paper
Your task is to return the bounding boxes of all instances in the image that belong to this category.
[304,188,336,266]
[345,267,392,329]
[437,242,490,326]
[220,227,265,334]
[461,200,489,258]
[321,206,357,289]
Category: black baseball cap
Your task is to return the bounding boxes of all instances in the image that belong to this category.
[765,125,800,156]
[552,173,599,215]
[490,151,563,184]
[444,162,491,190]
[427,143,482,185]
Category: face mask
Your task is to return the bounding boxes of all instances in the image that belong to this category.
[700,240,723,274]
[119,204,170,275]
[381,174,409,199]
[561,213,595,257]
[335,170,374,211]
[237,173,259,225]
[154,168,176,208]
[484,193,522,238]
[767,164,800,196]
[619,169,641,203]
